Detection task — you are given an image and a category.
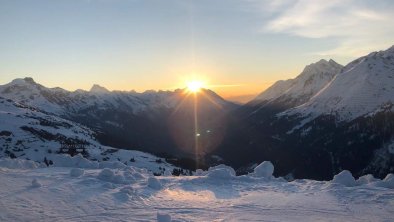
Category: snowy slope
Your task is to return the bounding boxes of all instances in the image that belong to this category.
[0,97,175,174]
[252,59,343,107]
[253,79,295,102]
[0,159,393,221]
[283,45,394,121]
[0,77,236,156]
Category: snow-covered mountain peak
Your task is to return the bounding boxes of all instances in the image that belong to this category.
[300,59,342,79]
[251,59,343,108]
[8,77,36,85]
[90,84,110,94]
[5,77,40,89]
[283,45,394,122]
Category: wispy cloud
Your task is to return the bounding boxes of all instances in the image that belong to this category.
[256,0,394,57]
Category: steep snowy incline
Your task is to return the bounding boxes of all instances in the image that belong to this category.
[0,159,393,221]
[283,45,394,121]
[251,59,343,108]
[0,78,68,114]
[0,97,174,174]
[253,79,294,102]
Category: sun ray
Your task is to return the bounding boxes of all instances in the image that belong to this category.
[186,80,205,93]
[199,90,223,109]
[193,92,199,164]
[171,91,192,115]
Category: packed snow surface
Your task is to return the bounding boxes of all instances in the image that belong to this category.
[1,158,393,221]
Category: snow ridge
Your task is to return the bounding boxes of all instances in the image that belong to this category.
[282,45,394,121]
[252,59,343,108]
[0,77,229,116]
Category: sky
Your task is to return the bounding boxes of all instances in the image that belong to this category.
[1,0,394,102]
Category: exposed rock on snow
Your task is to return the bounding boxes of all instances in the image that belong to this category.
[332,170,356,187]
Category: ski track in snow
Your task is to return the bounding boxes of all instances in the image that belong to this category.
[0,166,393,222]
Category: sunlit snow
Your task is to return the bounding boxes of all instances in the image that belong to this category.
[0,158,393,221]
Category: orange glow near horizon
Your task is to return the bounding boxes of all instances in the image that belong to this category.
[178,75,274,103]
[186,80,205,93]
[3,74,274,103]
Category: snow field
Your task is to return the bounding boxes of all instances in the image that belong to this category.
[1,157,394,221]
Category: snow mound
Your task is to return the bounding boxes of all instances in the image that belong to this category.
[99,161,126,169]
[103,182,115,189]
[98,168,115,181]
[253,161,274,178]
[51,154,99,169]
[356,174,379,185]
[206,165,236,179]
[31,178,41,188]
[120,186,134,195]
[70,168,84,177]
[112,174,126,184]
[377,174,394,189]
[157,212,171,222]
[97,168,127,184]
[332,170,356,186]
[0,158,40,169]
[148,177,162,189]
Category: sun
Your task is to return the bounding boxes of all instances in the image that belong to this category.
[186,80,205,93]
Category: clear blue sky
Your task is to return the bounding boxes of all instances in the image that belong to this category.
[1,0,393,100]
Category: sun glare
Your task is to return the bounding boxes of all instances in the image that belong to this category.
[186,80,205,93]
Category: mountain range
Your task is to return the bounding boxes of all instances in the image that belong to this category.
[1,45,393,180]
